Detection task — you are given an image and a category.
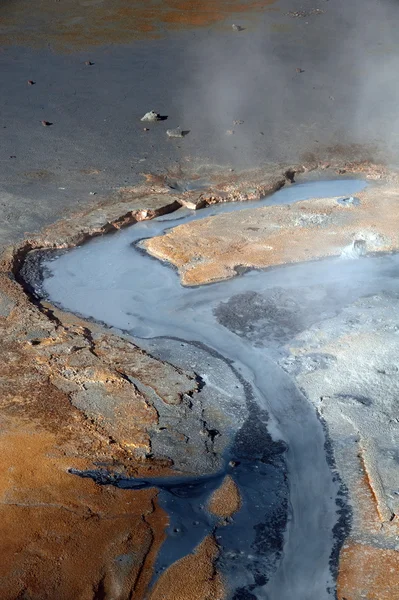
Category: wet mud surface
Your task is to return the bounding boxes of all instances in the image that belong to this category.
[1,167,399,598]
[25,179,371,599]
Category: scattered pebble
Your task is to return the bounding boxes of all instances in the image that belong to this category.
[226,129,235,135]
[9,155,16,159]
[232,24,244,31]
[27,80,35,85]
[296,68,305,73]
[41,120,52,127]
[233,120,244,125]
[287,8,325,17]
[143,127,149,131]
[141,111,162,122]
[84,61,94,66]
[89,191,97,195]
[166,126,188,138]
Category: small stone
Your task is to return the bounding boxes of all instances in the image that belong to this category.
[166,126,188,138]
[84,61,94,66]
[141,111,162,122]
[233,120,244,125]
[41,120,52,127]
[226,130,235,135]
[296,68,305,73]
[89,192,97,195]
[232,24,244,31]
[143,127,149,131]
[27,80,36,85]
[287,8,325,17]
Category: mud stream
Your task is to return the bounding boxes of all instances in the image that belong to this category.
[33,179,373,598]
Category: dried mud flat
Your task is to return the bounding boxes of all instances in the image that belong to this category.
[0,0,278,51]
[1,162,399,600]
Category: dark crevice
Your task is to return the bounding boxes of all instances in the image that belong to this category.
[92,575,107,600]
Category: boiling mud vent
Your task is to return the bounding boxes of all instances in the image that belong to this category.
[19,177,391,599]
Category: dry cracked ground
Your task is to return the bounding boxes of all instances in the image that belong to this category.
[2,0,399,598]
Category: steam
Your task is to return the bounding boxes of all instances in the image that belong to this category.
[177,0,399,168]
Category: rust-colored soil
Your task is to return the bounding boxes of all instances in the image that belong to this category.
[208,475,241,519]
[0,409,168,600]
[148,535,224,600]
[337,542,399,600]
[0,288,172,599]
[0,0,277,51]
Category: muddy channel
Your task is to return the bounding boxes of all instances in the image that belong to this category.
[20,177,394,599]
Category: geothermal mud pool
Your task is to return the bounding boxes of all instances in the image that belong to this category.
[21,178,388,599]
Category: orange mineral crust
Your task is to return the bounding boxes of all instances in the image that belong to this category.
[144,182,399,286]
[208,475,242,519]
[0,0,277,51]
[337,542,399,600]
[148,535,224,600]
[0,419,168,600]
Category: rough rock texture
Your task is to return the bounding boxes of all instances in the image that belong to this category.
[0,303,170,599]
